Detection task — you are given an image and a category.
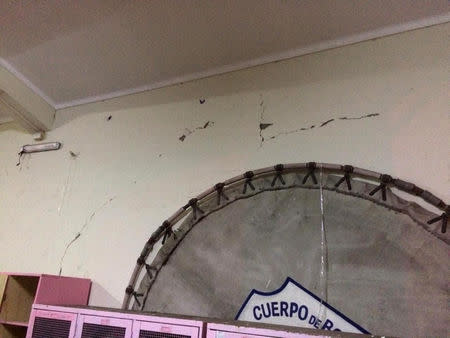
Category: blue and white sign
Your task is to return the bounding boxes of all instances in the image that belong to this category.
[236,277,369,334]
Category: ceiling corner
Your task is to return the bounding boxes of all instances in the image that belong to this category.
[0,60,56,132]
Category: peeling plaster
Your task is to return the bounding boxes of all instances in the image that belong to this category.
[266,113,380,142]
[178,121,214,142]
[58,196,116,275]
[260,123,273,130]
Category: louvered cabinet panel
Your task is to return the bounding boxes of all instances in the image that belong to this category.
[138,330,190,338]
[132,319,201,338]
[26,309,77,338]
[75,314,132,338]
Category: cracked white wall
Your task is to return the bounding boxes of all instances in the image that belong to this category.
[0,23,448,308]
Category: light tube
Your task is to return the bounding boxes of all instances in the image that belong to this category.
[20,142,62,154]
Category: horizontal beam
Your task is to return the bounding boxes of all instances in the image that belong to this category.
[0,61,55,132]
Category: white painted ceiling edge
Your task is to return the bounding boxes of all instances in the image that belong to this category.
[47,14,450,110]
[0,10,449,118]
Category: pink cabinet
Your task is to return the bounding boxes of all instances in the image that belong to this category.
[27,305,351,338]
[28,305,205,338]
[0,273,91,338]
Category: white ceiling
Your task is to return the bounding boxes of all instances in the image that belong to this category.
[0,0,449,110]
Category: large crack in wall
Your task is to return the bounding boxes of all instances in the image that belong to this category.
[259,113,379,145]
[58,196,116,275]
[258,95,273,147]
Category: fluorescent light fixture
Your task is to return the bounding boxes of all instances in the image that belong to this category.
[20,142,61,154]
